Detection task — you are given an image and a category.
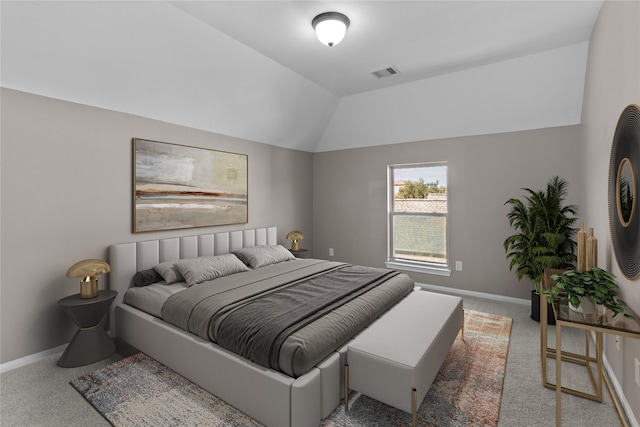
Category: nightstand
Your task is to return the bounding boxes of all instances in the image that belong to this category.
[290,249,310,259]
[57,290,117,368]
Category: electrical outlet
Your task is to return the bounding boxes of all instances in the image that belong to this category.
[455,261,462,271]
[329,248,334,257]
[635,358,640,387]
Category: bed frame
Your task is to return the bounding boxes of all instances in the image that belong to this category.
[109,227,347,427]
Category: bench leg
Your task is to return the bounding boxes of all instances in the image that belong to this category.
[412,388,417,427]
[461,309,464,341]
[344,364,349,411]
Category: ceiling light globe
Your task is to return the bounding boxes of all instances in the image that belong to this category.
[312,12,350,47]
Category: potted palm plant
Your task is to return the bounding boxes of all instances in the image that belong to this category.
[543,267,634,319]
[503,176,578,323]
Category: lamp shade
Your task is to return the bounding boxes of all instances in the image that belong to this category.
[66,259,110,278]
[67,259,110,299]
[312,12,350,47]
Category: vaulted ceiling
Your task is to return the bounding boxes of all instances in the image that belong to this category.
[1,1,603,152]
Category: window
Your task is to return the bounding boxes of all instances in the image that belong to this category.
[386,162,450,276]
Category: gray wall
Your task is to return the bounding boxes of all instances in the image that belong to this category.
[581,0,640,419]
[0,88,313,364]
[313,125,582,301]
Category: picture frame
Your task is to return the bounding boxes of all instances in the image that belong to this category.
[133,138,248,233]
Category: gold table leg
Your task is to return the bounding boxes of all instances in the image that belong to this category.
[541,295,601,399]
[412,388,417,427]
[603,368,630,427]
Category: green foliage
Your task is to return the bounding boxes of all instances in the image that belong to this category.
[620,175,633,222]
[543,267,634,319]
[395,179,446,199]
[503,176,578,291]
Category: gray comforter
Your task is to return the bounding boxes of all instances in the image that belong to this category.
[161,259,414,377]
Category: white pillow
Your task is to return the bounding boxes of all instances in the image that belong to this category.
[153,261,185,284]
[174,254,250,287]
[233,245,296,269]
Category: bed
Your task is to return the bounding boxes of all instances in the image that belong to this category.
[109,226,416,427]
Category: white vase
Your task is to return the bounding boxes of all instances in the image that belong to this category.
[569,297,595,314]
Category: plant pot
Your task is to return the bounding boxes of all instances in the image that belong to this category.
[531,290,556,325]
[568,297,595,314]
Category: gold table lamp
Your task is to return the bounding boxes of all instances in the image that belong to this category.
[66,259,110,298]
[286,231,305,252]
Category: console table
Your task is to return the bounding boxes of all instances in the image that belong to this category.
[541,294,640,426]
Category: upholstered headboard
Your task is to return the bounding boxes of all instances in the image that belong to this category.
[108,226,277,332]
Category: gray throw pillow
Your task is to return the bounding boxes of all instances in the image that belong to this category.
[174,254,250,287]
[153,261,185,284]
[233,245,296,269]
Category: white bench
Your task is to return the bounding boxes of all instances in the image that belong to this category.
[345,290,464,426]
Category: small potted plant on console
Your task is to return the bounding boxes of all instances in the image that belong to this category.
[543,267,634,319]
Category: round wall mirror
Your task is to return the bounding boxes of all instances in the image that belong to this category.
[608,104,640,279]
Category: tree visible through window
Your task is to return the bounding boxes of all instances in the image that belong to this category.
[387,163,449,275]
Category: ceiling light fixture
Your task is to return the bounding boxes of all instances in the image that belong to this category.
[312,12,350,47]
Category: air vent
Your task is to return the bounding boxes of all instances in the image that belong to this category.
[370,66,400,79]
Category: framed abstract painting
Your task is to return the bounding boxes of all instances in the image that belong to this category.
[133,138,248,233]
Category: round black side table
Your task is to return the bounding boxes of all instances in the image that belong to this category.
[289,249,310,259]
[57,289,117,368]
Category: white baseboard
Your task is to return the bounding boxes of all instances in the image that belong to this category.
[0,344,67,374]
[600,337,640,427]
[416,282,530,306]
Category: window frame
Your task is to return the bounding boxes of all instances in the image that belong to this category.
[385,162,451,277]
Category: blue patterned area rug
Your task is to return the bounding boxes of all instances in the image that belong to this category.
[71,310,511,426]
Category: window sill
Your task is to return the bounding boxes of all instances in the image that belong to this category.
[385,260,452,277]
